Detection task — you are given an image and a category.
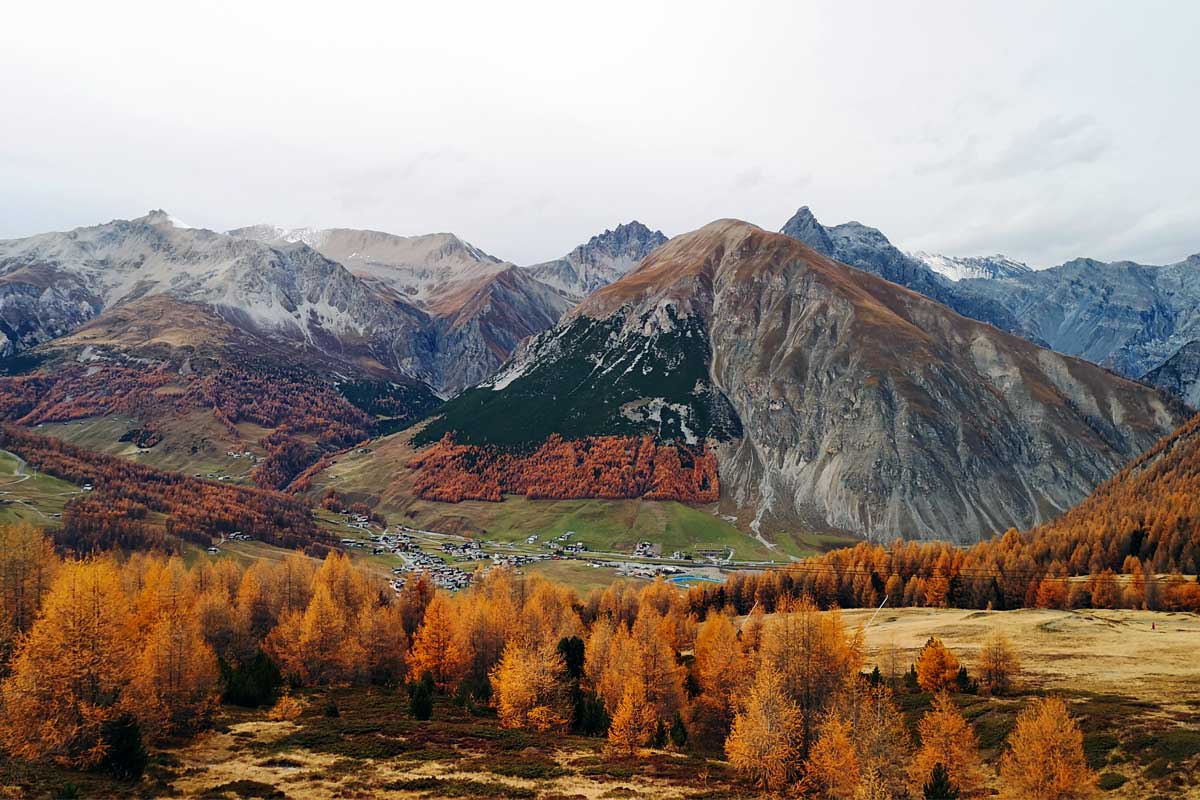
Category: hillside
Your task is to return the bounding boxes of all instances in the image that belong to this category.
[416,219,1184,542]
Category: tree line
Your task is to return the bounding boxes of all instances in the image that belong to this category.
[0,361,418,491]
[411,433,720,503]
[0,426,336,554]
[0,522,1099,798]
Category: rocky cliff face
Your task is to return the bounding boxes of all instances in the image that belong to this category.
[525,221,668,302]
[959,255,1200,385]
[0,211,442,384]
[438,219,1185,542]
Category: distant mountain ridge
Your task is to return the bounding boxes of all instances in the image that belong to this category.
[781,206,1200,405]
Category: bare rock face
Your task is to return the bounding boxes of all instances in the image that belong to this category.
[440,219,1185,542]
[525,221,668,302]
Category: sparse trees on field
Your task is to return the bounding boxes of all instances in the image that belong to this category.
[998,697,1097,800]
[979,631,1020,695]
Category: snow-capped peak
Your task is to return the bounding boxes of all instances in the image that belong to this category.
[909,251,1033,281]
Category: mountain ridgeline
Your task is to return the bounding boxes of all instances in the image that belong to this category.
[426,220,1184,541]
[781,206,1200,405]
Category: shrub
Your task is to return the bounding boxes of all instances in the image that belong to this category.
[409,673,435,721]
[267,692,306,722]
[97,713,148,781]
[221,651,284,708]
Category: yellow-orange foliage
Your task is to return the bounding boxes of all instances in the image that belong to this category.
[908,692,985,798]
[408,592,467,692]
[0,560,134,767]
[725,668,804,791]
[759,595,863,752]
[691,611,747,743]
[803,713,860,799]
[125,560,219,741]
[916,636,960,693]
[998,697,1097,800]
[489,641,568,731]
[606,677,656,757]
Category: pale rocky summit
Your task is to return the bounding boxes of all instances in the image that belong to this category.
[909,251,1032,282]
[437,219,1184,542]
[233,223,572,392]
[0,211,437,379]
[525,221,668,302]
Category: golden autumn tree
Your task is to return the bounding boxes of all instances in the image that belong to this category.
[759,595,863,753]
[124,559,219,741]
[725,668,804,792]
[803,713,860,799]
[631,604,687,723]
[267,583,363,685]
[908,692,985,798]
[606,677,656,757]
[0,522,59,646]
[0,559,134,768]
[826,676,913,796]
[490,640,569,731]
[998,697,1097,800]
[408,591,468,692]
[979,630,1021,695]
[916,636,960,693]
[355,600,409,686]
[691,610,748,744]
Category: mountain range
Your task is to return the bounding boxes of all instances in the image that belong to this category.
[1,205,1197,543]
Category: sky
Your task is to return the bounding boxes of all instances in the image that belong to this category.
[2,0,1198,267]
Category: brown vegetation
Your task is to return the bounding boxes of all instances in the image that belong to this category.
[410,433,720,503]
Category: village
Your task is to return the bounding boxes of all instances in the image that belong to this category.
[318,509,735,593]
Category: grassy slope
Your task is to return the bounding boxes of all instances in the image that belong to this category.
[36,413,271,484]
[0,449,81,524]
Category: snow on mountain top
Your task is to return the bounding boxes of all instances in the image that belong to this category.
[909,251,1033,281]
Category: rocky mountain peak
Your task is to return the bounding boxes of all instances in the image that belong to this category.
[779,206,834,255]
[525,221,668,302]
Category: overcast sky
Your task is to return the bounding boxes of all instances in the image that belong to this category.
[2,0,1197,267]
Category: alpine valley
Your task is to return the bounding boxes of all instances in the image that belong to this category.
[1,206,1198,548]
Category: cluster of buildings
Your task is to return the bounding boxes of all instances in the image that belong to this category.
[633,540,660,558]
[440,539,490,560]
